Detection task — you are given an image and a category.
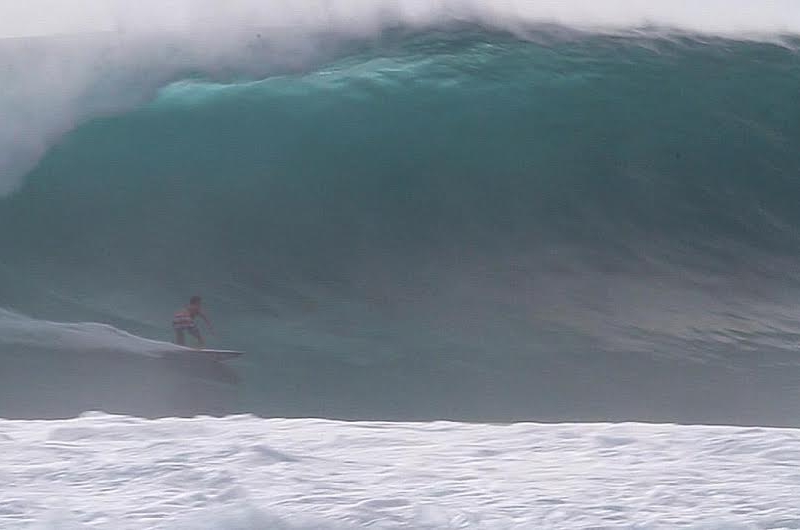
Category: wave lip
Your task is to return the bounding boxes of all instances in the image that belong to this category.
[5,1,800,39]
[3,1,800,193]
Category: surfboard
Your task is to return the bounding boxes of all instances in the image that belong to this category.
[194,349,244,360]
[162,348,244,361]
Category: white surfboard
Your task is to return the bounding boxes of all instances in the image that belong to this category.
[194,349,244,360]
[163,348,244,361]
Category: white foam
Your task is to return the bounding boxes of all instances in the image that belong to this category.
[0,308,180,356]
[3,1,800,40]
[1,1,799,194]
[1,413,799,528]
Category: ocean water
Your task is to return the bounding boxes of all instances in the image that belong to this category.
[4,412,800,529]
[2,2,800,527]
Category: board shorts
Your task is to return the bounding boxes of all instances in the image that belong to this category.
[172,312,196,331]
[173,312,200,345]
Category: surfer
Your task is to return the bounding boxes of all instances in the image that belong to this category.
[172,295,214,348]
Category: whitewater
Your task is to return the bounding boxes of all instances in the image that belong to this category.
[5,1,800,528]
[3,412,800,529]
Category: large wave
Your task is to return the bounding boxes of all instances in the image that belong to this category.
[2,6,800,423]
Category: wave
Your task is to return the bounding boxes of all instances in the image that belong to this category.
[3,24,800,423]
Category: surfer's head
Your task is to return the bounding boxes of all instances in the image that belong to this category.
[188,295,202,314]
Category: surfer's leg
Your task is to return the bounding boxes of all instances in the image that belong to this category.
[188,327,204,348]
[174,328,186,346]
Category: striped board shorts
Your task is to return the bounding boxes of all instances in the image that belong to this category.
[172,312,196,330]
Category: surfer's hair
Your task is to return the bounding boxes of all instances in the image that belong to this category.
[190,295,202,305]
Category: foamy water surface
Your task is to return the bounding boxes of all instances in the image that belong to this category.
[2,413,799,529]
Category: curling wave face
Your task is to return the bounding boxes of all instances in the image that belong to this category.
[2,7,800,422]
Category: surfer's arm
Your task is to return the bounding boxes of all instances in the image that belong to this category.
[199,311,215,333]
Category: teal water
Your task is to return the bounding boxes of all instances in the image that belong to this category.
[3,31,800,423]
